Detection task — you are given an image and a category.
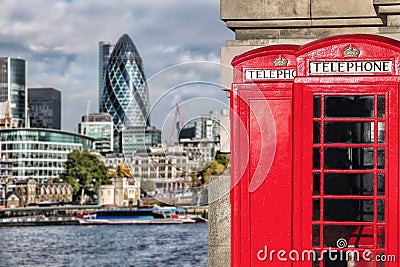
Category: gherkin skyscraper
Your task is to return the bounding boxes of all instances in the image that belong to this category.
[101,34,150,152]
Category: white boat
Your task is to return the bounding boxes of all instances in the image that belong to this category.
[75,207,183,225]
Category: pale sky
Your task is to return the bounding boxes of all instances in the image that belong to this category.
[0,0,233,139]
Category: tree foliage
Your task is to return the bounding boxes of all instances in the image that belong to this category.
[59,150,110,197]
[140,177,155,196]
[191,152,229,186]
[109,163,132,179]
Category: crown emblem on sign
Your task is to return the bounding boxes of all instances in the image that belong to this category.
[274,55,288,66]
[343,44,360,58]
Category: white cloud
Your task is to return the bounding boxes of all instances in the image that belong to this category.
[0,0,233,132]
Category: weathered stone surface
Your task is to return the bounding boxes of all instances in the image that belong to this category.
[208,175,231,267]
[312,0,376,18]
[208,244,231,267]
[221,0,310,20]
[387,15,400,26]
[374,0,400,5]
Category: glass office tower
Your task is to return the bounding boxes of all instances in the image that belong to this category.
[0,58,28,128]
[102,34,150,152]
[98,41,114,113]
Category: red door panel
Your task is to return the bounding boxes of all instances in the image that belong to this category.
[295,84,399,267]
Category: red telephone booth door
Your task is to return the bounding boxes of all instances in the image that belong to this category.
[294,35,400,267]
[295,84,398,266]
[230,45,299,267]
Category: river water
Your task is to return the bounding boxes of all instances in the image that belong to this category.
[0,224,208,267]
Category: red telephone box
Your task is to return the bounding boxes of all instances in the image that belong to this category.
[231,44,299,266]
[231,35,400,267]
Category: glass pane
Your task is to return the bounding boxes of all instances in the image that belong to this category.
[378,122,385,144]
[324,148,351,169]
[324,148,374,170]
[313,122,321,144]
[313,148,320,169]
[362,200,374,222]
[324,173,374,196]
[324,199,374,222]
[325,96,374,118]
[378,174,385,196]
[324,225,374,248]
[378,95,385,118]
[314,96,321,118]
[378,226,385,248]
[313,173,320,195]
[324,122,373,143]
[378,200,385,222]
[378,148,385,169]
[313,199,320,221]
[313,225,320,247]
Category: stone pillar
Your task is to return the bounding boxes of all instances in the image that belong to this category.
[208,174,230,267]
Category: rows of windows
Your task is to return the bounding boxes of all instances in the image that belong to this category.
[12,160,65,168]
[0,131,91,149]
[1,143,80,151]
[12,168,63,177]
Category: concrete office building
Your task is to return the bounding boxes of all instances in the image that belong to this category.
[28,87,61,130]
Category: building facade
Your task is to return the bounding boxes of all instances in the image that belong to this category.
[0,156,12,206]
[121,125,161,158]
[97,177,140,207]
[0,57,28,128]
[0,128,94,183]
[28,87,61,130]
[179,109,229,169]
[101,34,150,153]
[131,146,191,180]
[98,41,114,113]
[15,179,73,207]
[78,113,114,153]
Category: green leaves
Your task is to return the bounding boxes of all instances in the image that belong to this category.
[59,150,110,198]
[191,152,230,186]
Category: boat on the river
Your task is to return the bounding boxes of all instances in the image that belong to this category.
[75,207,182,225]
[75,206,207,225]
[154,206,208,223]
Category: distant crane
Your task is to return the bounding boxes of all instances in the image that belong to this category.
[168,103,185,146]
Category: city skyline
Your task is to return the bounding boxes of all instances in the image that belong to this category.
[0,0,233,136]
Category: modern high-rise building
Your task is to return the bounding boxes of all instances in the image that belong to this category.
[0,57,28,128]
[121,126,161,159]
[98,41,114,113]
[78,113,114,153]
[100,34,151,153]
[28,87,61,130]
[0,128,94,182]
